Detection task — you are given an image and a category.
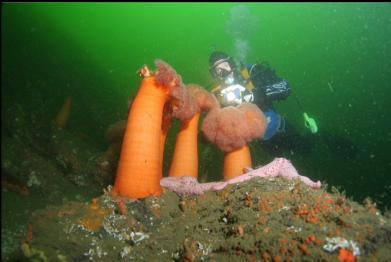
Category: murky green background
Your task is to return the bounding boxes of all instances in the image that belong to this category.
[2,2,391,224]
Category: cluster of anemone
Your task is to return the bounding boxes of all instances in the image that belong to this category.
[112,60,267,199]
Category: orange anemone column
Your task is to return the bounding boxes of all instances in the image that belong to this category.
[55,96,72,128]
[223,145,252,181]
[113,76,168,199]
[168,112,201,178]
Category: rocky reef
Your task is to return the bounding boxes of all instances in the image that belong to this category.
[20,177,391,261]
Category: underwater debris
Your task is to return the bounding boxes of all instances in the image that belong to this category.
[129,231,149,245]
[323,236,360,256]
[26,172,41,187]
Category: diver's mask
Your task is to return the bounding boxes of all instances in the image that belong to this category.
[211,59,234,82]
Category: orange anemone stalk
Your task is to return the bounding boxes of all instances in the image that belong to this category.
[169,84,219,178]
[169,112,201,178]
[223,145,252,180]
[113,60,185,199]
[55,96,72,129]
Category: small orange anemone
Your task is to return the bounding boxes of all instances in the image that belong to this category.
[202,103,267,180]
[55,96,72,128]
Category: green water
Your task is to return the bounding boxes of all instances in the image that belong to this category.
[2,1,391,229]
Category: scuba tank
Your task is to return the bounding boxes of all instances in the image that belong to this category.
[242,62,318,134]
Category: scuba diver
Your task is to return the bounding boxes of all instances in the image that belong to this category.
[208,50,315,157]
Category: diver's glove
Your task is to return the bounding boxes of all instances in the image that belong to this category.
[303,112,318,134]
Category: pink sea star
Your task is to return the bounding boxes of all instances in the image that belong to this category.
[160,158,321,195]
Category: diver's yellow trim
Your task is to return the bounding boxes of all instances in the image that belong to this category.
[240,67,254,92]
[211,84,222,93]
